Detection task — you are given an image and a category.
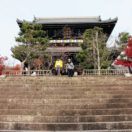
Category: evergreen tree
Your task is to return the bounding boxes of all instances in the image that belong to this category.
[76,27,111,71]
[11,21,48,70]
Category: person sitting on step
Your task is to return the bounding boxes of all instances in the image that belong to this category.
[55,58,63,75]
[66,58,74,77]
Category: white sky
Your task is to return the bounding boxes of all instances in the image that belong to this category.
[0,0,132,61]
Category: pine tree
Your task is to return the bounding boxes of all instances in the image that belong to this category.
[11,21,49,70]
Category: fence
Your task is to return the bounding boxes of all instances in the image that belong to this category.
[2,70,52,76]
[1,69,129,76]
[82,69,129,76]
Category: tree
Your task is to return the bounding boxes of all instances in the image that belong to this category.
[11,21,49,70]
[113,36,132,73]
[107,33,130,63]
[118,32,130,44]
[76,27,111,72]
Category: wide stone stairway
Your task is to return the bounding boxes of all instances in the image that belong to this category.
[0,76,132,132]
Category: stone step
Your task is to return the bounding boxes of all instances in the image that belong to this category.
[0,121,131,130]
[1,81,131,85]
[0,94,131,99]
[0,130,132,132]
[0,86,131,92]
[0,76,131,131]
[0,115,131,123]
[0,90,132,96]
[1,82,131,86]
[0,103,131,109]
[1,85,132,90]
[0,98,131,104]
[0,87,132,93]
[0,100,131,107]
[39,90,132,95]
[0,80,132,88]
[2,81,124,85]
[43,103,132,109]
[0,108,132,116]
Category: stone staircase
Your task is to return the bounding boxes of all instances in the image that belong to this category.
[0,76,132,132]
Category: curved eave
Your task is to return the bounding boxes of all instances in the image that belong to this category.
[98,17,118,24]
[16,19,32,27]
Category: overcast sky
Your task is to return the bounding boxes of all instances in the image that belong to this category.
[0,0,132,62]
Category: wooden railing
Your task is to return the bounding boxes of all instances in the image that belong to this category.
[82,69,129,76]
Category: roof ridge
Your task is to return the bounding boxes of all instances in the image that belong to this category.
[36,16,101,20]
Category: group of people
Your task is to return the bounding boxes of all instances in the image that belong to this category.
[55,58,74,77]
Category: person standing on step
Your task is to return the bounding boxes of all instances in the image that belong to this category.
[66,58,74,77]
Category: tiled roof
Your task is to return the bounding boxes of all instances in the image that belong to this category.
[17,16,118,25]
